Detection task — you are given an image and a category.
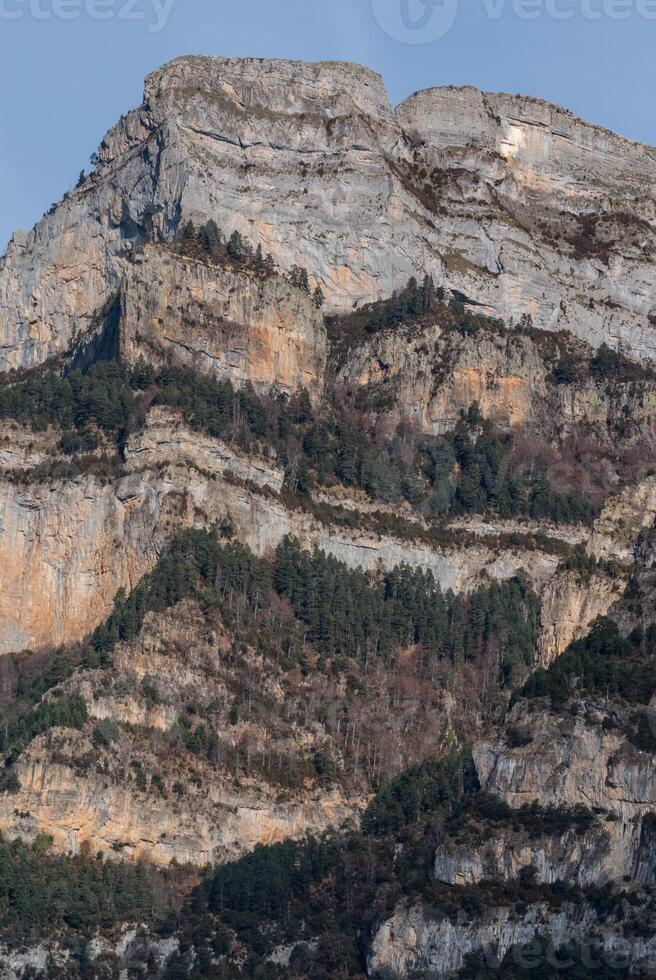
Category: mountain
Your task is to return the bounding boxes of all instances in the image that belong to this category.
[0,56,654,979]
[2,56,656,372]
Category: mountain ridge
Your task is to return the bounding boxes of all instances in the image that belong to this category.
[1,53,655,373]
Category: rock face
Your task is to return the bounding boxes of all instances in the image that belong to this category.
[433,822,627,889]
[337,314,656,439]
[536,570,624,667]
[397,86,656,359]
[2,53,656,978]
[473,704,656,889]
[368,901,656,979]
[0,408,628,659]
[475,708,656,831]
[120,245,327,396]
[0,599,364,866]
[2,56,655,372]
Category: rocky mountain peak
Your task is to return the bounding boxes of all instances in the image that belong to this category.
[1,52,656,980]
[398,83,656,199]
[0,54,654,373]
[144,54,395,125]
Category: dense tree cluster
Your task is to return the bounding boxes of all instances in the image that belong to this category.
[275,536,540,682]
[327,275,444,348]
[178,220,278,278]
[517,617,656,709]
[160,743,631,980]
[0,694,87,772]
[206,835,339,923]
[590,343,654,384]
[87,530,539,688]
[445,792,595,844]
[87,529,248,656]
[0,835,155,940]
[360,753,471,836]
[444,408,593,523]
[0,352,596,523]
[0,361,134,437]
[152,365,274,449]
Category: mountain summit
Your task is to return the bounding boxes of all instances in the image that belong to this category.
[1,55,655,374]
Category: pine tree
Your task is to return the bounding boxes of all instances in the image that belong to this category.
[227,230,246,262]
[199,219,221,256]
[180,220,197,243]
[263,252,276,275]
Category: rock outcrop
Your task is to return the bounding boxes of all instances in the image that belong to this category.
[337,313,656,441]
[368,901,656,979]
[473,703,656,887]
[433,821,627,890]
[0,599,363,865]
[120,245,327,396]
[2,56,655,372]
[0,409,625,658]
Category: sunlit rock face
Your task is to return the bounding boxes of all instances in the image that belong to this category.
[1,57,655,372]
[119,245,328,397]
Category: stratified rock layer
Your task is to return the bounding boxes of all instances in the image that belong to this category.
[1,57,655,371]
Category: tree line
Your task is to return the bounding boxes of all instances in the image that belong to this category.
[0,352,595,524]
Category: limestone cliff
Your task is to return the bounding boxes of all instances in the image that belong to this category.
[0,408,628,659]
[119,245,327,396]
[0,599,364,865]
[1,56,655,373]
[337,311,656,443]
[368,901,656,979]
[1,52,656,979]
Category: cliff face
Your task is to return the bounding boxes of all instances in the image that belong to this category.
[0,408,629,659]
[474,708,656,832]
[433,822,630,890]
[120,245,327,396]
[368,901,656,979]
[369,700,656,977]
[0,601,362,865]
[1,54,656,979]
[1,56,655,373]
[0,56,401,371]
[397,86,656,359]
[337,315,656,441]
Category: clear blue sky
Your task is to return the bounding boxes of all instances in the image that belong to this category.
[1,0,655,250]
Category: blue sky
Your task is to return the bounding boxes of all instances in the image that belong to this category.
[1,0,655,249]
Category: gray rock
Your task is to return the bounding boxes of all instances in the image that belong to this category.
[1,56,655,371]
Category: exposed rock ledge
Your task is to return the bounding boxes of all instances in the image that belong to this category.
[0,409,627,658]
[368,902,656,979]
